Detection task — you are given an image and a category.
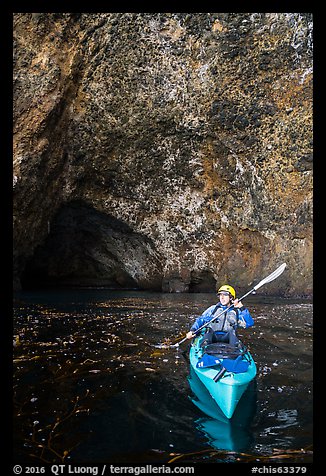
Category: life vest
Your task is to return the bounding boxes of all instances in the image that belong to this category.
[208,303,239,332]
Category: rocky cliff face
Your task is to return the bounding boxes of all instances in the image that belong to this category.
[13,13,313,297]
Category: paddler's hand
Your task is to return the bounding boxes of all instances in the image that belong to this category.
[186,331,196,339]
[233,299,243,308]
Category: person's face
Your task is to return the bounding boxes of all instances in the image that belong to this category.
[218,292,231,305]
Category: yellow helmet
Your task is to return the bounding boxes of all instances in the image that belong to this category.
[217,284,236,299]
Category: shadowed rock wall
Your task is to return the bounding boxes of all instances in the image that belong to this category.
[13,13,313,296]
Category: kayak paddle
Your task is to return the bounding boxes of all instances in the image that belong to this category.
[159,262,287,349]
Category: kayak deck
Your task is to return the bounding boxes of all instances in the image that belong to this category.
[189,335,257,418]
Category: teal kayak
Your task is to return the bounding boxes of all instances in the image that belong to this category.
[188,366,256,451]
[189,334,257,419]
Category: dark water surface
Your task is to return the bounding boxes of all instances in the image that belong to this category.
[13,290,313,464]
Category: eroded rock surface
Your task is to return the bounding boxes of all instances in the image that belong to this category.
[13,13,313,296]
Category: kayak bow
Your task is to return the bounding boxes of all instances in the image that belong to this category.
[189,335,257,419]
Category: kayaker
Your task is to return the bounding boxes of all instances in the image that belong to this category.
[186,284,254,345]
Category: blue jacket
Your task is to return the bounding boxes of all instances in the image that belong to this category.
[190,303,254,334]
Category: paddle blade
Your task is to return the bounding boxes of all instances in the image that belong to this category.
[254,263,287,291]
[222,357,250,373]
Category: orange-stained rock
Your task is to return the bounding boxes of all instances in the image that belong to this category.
[13,13,313,297]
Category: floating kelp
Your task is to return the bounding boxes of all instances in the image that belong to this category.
[13,290,312,464]
[168,445,313,463]
[19,390,92,463]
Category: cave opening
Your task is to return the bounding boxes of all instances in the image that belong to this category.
[20,200,163,291]
[189,269,216,293]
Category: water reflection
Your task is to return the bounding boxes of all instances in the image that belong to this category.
[188,365,256,451]
[13,290,313,463]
